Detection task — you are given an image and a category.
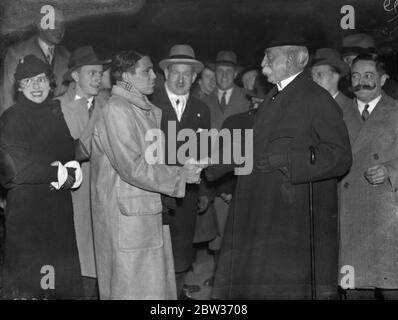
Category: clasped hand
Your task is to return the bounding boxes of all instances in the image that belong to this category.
[364,164,388,185]
[183,158,211,184]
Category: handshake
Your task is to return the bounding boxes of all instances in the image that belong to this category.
[182,158,211,184]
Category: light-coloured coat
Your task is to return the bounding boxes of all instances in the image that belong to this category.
[56,84,104,278]
[340,93,398,289]
[0,36,69,115]
[91,85,187,300]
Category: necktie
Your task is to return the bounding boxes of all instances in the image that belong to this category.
[46,46,54,64]
[176,99,181,120]
[220,91,227,112]
[88,98,95,119]
[362,104,370,122]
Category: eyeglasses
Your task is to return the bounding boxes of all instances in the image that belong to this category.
[20,75,49,88]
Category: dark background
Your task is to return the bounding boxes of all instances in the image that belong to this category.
[1,0,398,75]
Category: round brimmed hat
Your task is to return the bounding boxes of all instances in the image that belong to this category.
[264,33,308,50]
[14,55,51,81]
[340,33,375,57]
[63,46,111,82]
[215,50,238,67]
[159,44,204,73]
[311,48,350,78]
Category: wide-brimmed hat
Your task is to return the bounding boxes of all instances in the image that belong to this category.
[159,44,204,73]
[63,46,111,82]
[341,33,375,57]
[215,50,238,67]
[14,54,51,81]
[311,48,350,78]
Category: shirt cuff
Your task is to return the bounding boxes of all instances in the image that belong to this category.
[50,161,68,190]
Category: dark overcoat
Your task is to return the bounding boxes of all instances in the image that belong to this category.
[150,85,211,272]
[0,96,82,299]
[212,71,352,299]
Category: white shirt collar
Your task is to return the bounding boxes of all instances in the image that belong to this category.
[332,91,340,99]
[75,94,94,109]
[164,83,189,121]
[356,94,382,116]
[38,37,54,56]
[217,86,234,104]
[277,72,302,91]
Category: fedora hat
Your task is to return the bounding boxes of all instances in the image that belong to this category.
[159,44,204,73]
[312,48,350,78]
[215,50,238,67]
[341,33,375,56]
[63,46,111,82]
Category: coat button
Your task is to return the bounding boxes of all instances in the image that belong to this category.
[373,153,379,160]
[343,182,350,189]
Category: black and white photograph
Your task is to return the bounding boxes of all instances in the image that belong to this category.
[0,0,398,304]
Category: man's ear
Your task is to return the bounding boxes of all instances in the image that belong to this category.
[121,71,131,83]
[164,68,169,80]
[71,70,79,83]
[380,74,389,87]
[191,73,197,84]
[333,72,340,83]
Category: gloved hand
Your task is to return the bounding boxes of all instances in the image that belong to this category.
[62,167,76,189]
[256,153,289,175]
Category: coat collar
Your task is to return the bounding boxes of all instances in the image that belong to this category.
[111,84,153,111]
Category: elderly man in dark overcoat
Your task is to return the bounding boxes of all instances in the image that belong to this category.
[211,38,352,299]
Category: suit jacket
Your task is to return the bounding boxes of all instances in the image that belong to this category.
[0,35,70,115]
[56,84,105,278]
[340,92,398,289]
[203,84,250,130]
[150,85,212,271]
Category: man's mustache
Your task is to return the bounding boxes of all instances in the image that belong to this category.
[351,84,377,92]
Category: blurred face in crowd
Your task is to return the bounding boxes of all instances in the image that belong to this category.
[165,63,196,96]
[242,70,258,91]
[101,68,112,90]
[311,64,339,95]
[351,59,387,103]
[124,55,156,95]
[72,65,103,98]
[38,9,66,45]
[199,67,216,95]
[20,72,51,103]
[216,65,237,90]
[262,46,292,84]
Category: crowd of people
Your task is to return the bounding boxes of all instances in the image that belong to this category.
[1,6,398,300]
